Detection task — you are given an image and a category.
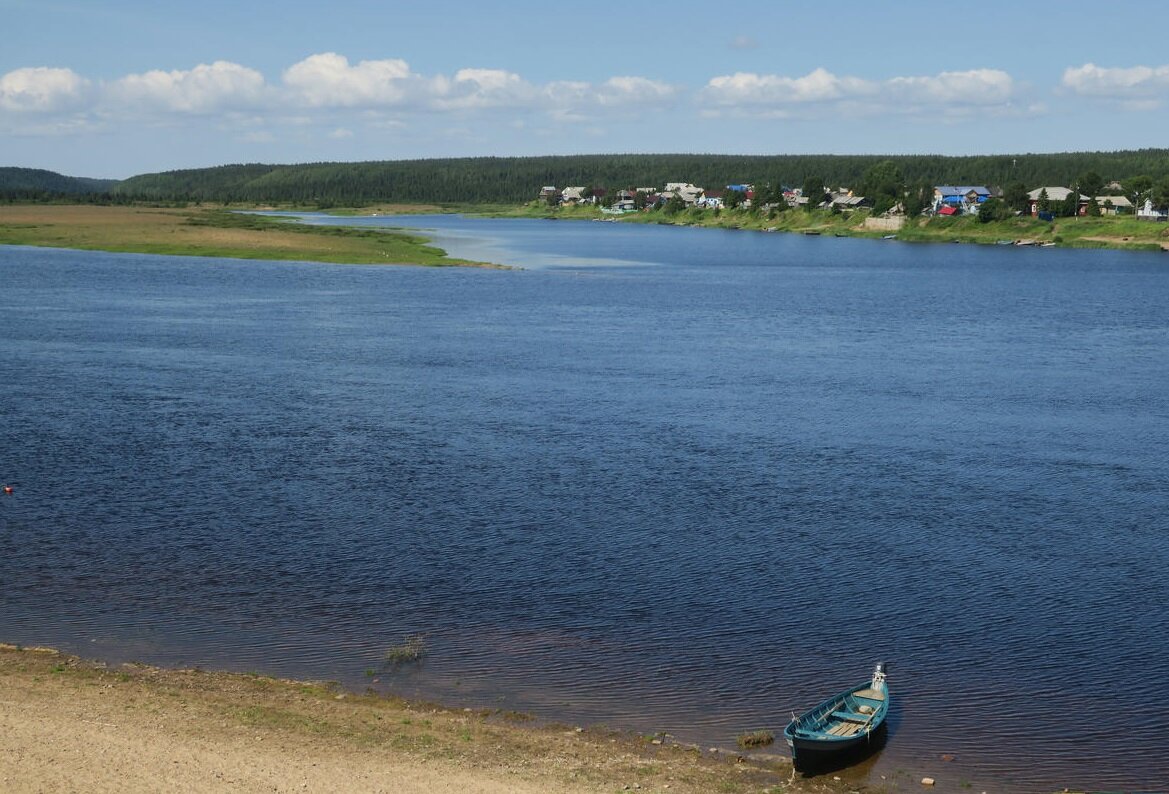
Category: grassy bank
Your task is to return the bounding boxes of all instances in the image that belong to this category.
[504,202,1169,252]
[0,205,501,267]
[0,644,889,794]
[6,204,1166,266]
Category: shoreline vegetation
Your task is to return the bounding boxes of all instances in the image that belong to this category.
[502,201,1169,252]
[0,643,859,794]
[2,203,1167,270]
[0,205,503,268]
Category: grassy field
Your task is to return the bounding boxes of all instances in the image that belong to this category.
[0,205,501,267]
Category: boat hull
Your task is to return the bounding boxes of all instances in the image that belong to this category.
[782,666,890,766]
[786,720,885,755]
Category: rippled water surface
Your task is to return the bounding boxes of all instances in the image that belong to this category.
[2,219,1168,792]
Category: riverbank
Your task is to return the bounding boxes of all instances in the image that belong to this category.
[4,203,1167,264]
[0,205,501,267]
[0,644,884,794]
[502,202,1169,252]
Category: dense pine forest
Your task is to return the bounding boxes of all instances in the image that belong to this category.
[0,167,121,202]
[3,151,1169,206]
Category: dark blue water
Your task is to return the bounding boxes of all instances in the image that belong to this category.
[2,220,1168,793]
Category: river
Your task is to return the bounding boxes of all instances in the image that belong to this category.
[2,217,1167,792]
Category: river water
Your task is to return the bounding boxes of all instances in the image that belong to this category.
[2,216,1167,792]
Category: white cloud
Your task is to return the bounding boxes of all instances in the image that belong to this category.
[0,66,89,112]
[438,68,535,109]
[704,68,872,105]
[702,67,1016,114]
[1062,63,1169,100]
[596,76,678,106]
[888,69,1014,105]
[279,56,682,115]
[1,52,682,130]
[730,35,758,51]
[111,61,267,113]
[282,53,423,107]
[543,75,677,113]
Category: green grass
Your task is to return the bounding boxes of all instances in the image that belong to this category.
[735,730,775,749]
[383,634,427,667]
[0,205,501,267]
[506,200,1169,252]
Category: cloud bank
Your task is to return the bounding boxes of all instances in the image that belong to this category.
[701,67,1017,115]
[0,67,90,112]
[1062,63,1169,103]
[4,55,1165,143]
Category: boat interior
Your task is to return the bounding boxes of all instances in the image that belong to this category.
[804,687,886,738]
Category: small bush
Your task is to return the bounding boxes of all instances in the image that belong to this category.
[736,729,775,749]
[383,634,427,667]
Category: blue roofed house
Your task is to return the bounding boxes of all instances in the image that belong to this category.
[933,185,992,214]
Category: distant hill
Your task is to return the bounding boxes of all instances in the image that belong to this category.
[111,151,1169,206]
[0,167,120,198]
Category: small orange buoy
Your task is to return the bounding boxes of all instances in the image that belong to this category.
[2,485,12,495]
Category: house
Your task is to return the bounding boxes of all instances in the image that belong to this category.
[1137,198,1168,221]
[699,189,724,209]
[933,185,991,214]
[828,192,868,212]
[1095,195,1132,216]
[1026,187,1087,216]
[561,186,589,204]
[539,186,558,201]
[663,182,705,206]
[721,184,757,208]
[602,198,636,214]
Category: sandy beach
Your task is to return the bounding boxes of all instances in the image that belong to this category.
[0,645,852,794]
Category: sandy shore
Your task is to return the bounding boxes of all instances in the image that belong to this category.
[1,645,867,794]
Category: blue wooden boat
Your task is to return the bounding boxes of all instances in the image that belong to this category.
[783,662,889,764]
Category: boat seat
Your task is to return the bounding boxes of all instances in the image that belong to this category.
[826,722,861,737]
[831,709,871,723]
[853,688,886,700]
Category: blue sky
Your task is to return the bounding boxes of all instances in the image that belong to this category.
[3,0,1168,178]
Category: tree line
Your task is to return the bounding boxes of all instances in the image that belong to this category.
[0,167,120,202]
[3,151,1169,207]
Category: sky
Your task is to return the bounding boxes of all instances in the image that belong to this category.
[3,0,1169,179]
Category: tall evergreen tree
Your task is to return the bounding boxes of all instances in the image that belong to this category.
[801,175,825,212]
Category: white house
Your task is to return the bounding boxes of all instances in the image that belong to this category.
[663,182,705,206]
[1137,198,1168,220]
[561,186,589,204]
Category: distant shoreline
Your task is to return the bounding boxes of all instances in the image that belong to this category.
[0,205,506,269]
[480,202,1169,254]
[3,203,1167,267]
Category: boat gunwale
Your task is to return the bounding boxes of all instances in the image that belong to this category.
[783,681,888,745]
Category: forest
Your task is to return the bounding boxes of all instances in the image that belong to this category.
[3,151,1169,206]
[0,167,121,202]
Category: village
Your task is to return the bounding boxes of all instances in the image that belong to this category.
[539,181,1169,225]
